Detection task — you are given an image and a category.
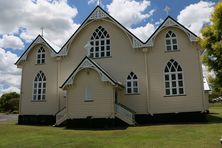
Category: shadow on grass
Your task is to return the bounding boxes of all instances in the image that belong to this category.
[63,113,222,130]
[64,126,128,131]
[134,112,222,127]
[207,114,222,123]
[64,118,128,130]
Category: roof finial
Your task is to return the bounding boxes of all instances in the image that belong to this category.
[97,0,101,6]
[40,26,44,37]
[164,5,171,16]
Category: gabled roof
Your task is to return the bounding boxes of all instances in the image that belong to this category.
[43,37,60,52]
[15,35,59,65]
[16,7,199,65]
[144,16,198,47]
[60,56,124,90]
[58,6,145,56]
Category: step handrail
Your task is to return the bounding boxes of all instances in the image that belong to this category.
[116,103,136,114]
[115,103,135,121]
[55,107,66,122]
[55,107,66,115]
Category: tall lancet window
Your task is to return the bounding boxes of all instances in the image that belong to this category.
[164,59,184,96]
[126,72,139,94]
[89,26,111,58]
[165,31,178,51]
[36,47,45,64]
[33,71,46,101]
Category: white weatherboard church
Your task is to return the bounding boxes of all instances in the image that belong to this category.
[16,6,209,126]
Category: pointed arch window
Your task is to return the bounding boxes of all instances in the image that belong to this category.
[33,71,46,101]
[126,72,139,94]
[165,31,178,51]
[164,59,184,96]
[36,47,45,64]
[89,26,111,58]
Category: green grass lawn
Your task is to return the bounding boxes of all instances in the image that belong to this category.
[1,104,222,148]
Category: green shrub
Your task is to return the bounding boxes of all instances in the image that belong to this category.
[0,92,20,113]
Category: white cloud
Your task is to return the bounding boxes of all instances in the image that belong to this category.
[0,0,80,47]
[129,23,155,42]
[88,0,104,8]
[0,86,20,97]
[155,18,164,26]
[0,48,21,96]
[88,0,99,5]
[0,0,80,96]
[0,35,24,50]
[107,0,154,27]
[177,1,214,35]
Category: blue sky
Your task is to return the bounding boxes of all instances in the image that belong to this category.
[0,0,218,95]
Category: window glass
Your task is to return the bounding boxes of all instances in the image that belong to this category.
[89,26,111,58]
[164,59,184,96]
[36,47,45,64]
[126,72,139,94]
[165,31,178,51]
[33,71,46,101]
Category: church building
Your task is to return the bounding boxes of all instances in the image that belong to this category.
[15,6,209,126]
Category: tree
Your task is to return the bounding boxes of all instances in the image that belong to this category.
[200,2,222,97]
[0,92,20,113]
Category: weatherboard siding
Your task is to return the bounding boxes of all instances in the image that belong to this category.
[147,27,204,114]
[17,8,208,119]
[66,69,115,119]
[20,44,58,115]
[61,20,148,114]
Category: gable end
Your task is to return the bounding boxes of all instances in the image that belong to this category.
[15,35,58,66]
[145,16,198,47]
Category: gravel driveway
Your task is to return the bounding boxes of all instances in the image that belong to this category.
[0,113,18,122]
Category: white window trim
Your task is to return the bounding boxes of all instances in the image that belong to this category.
[89,26,111,58]
[164,60,185,96]
[165,31,178,52]
[32,71,46,101]
[126,73,139,95]
[84,85,93,102]
[36,47,45,64]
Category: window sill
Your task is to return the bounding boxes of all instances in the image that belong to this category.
[125,93,140,95]
[164,94,186,97]
[165,50,180,53]
[31,100,46,102]
[84,100,94,102]
[90,56,112,59]
[35,63,46,65]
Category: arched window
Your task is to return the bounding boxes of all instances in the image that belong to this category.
[33,71,46,101]
[89,26,110,58]
[36,47,45,64]
[126,72,138,94]
[165,31,178,51]
[164,59,184,96]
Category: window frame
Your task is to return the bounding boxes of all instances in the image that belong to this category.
[164,59,185,97]
[89,26,111,58]
[84,85,93,102]
[165,31,178,52]
[32,71,46,101]
[36,47,45,64]
[126,72,139,95]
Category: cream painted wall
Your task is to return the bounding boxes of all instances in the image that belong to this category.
[19,18,208,117]
[20,44,59,115]
[66,69,115,119]
[61,20,148,114]
[147,27,205,114]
